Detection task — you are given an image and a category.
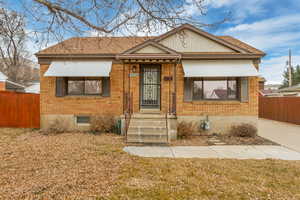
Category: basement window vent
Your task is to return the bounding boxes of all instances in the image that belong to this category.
[76,116,90,124]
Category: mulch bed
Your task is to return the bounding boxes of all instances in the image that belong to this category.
[172,134,278,146]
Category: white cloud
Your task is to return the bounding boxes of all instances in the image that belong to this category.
[221,14,300,51]
[260,54,300,83]
[218,13,300,83]
[209,0,236,8]
[182,0,206,16]
[208,0,267,22]
[225,14,300,33]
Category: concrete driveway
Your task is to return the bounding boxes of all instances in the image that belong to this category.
[258,119,300,152]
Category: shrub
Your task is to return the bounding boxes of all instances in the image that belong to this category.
[177,121,197,139]
[229,123,257,138]
[90,115,116,133]
[41,117,69,134]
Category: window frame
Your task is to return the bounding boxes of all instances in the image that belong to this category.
[192,78,203,101]
[191,77,240,101]
[76,116,90,124]
[66,77,102,96]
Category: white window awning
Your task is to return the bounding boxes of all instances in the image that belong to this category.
[44,60,112,77]
[182,60,259,77]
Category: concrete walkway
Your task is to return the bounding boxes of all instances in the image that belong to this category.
[258,119,300,152]
[124,119,300,160]
[124,145,300,160]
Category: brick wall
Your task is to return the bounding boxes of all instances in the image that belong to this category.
[40,63,124,116]
[0,82,5,91]
[176,64,258,116]
[40,61,258,125]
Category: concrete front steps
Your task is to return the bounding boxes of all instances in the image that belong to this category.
[127,113,169,144]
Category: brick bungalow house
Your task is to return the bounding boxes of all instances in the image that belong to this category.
[36,24,265,143]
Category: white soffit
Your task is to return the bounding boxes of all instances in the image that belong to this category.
[44,60,112,77]
[182,60,259,77]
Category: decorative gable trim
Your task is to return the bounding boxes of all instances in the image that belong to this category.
[120,40,181,55]
[154,24,252,54]
[117,40,181,60]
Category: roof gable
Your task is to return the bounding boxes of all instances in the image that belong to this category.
[121,40,180,55]
[35,24,265,58]
[135,44,168,54]
[155,24,250,53]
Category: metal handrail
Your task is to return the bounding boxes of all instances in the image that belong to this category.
[124,92,133,138]
[171,92,176,114]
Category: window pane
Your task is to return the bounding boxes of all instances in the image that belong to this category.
[228,79,237,99]
[203,80,227,99]
[193,80,202,100]
[68,80,84,95]
[76,116,90,124]
[85,80,101,95]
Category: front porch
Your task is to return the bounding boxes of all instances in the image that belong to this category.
[121,58,179,144]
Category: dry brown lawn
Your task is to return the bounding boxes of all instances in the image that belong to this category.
[1,128,300,200]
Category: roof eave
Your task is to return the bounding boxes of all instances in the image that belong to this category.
[36,53,116,59]
[181,53,264,59]
[36,52,264,61]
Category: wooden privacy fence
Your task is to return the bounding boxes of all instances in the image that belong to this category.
[0,91,40,128]
[259,96,300,125]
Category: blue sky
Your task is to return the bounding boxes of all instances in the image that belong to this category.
[202,0,300,84]
[6,0,300,84]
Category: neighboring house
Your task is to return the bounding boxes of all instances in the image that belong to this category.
[210,89,228,99]
[25,82,40,94]
[36,24,265,143]
[0,71,25,92]
[277,84,300,96]
[260,82,284,96]
[265,82,281,91]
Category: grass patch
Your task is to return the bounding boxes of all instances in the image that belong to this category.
[0,129,300,199]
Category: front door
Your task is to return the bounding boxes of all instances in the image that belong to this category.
[140,64,161,109]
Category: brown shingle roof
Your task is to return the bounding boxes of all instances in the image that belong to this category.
[37,37,153,55]
[36,35,264,56]
[218,36,265,55]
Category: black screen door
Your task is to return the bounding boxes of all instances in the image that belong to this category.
[140,64,161,109]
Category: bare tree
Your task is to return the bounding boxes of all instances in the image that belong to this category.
[18,0,228,44]
[0,7,38,85]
